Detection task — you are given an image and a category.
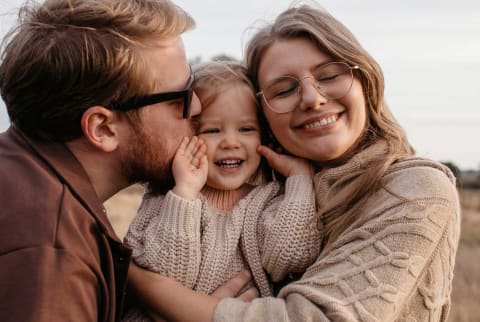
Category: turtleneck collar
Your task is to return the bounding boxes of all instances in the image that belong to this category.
[201,184,255,212]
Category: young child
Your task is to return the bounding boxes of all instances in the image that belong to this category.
[123,61,321,320]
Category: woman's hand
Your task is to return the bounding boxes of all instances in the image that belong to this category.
[212,270,259,302]
[258,144,313,177]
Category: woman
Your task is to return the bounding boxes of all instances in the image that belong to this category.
[129,4,460,321]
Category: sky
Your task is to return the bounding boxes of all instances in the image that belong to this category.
[1,0,479,169]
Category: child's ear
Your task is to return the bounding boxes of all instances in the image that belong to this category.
[80,106,120,152]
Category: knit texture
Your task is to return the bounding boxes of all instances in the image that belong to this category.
[123,175,319,321]
[214,142,461,322]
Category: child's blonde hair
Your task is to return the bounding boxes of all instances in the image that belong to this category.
[193,60,256,109]
[193,60,271,183]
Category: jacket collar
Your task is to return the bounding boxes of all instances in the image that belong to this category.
[9,126,122,243]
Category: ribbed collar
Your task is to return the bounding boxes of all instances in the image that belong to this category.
[201,184,255,212]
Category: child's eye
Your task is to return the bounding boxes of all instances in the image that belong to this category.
[239,126,257,133]
[200,128,219,134]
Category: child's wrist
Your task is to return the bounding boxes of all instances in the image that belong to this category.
[172,185,199,200]
[288,167,313,177]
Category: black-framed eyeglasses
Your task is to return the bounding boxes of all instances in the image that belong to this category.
[108,66,195,119]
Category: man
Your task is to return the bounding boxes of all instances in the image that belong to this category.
[0,0,202,320]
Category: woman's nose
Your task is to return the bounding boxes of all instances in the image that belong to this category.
[298,77,328,111]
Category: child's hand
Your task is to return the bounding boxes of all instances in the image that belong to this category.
[257,145,312,177]
[172,136,208,200]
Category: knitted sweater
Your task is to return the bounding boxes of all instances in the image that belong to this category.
[123,175,320,320]
[214,143,460,322]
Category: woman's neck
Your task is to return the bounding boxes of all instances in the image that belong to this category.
[201,184,254,212]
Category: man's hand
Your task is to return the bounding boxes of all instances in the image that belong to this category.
[129,264,258,322]
[172,136,208,200]
[212,270,259,302]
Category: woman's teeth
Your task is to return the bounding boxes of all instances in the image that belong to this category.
[304,115,338,129]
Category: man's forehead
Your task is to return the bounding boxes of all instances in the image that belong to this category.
[138,36,189,90]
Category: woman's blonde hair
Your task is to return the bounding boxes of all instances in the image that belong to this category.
[0,0,194,141]
[245,4,415,250]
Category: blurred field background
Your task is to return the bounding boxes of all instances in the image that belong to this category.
[104,184,480,322]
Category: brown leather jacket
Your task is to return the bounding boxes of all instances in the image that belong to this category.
[0,127,132,322]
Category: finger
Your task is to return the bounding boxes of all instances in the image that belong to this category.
[193,141,206,158]
[258,145,295,176]
[198,155,208,174]
[211,270,252,299]
[177,137,189,154]
[257,145,282,167]
[191,141,206,168]
[184,136,198,156]
[198,138,207,154]
[238,287,260,302]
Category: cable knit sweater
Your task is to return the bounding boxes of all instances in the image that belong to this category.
[214,143,461,322]
[123,175,320,321]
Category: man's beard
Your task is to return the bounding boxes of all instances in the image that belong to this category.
[120,128,176,196]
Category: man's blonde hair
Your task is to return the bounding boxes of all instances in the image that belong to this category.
[0,0,194,141]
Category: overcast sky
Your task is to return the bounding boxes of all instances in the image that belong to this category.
[1,0,479,169]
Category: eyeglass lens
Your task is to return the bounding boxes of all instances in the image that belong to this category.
[262,62,356,113]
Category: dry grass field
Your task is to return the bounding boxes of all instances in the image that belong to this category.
[104,185,480,321]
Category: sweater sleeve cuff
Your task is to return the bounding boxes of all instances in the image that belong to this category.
[159,190,202,235]
[284,174,315,204]
[213,297,285,322]
[213,298,249,322]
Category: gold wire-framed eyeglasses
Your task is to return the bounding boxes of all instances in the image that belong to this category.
[257,61,360,114]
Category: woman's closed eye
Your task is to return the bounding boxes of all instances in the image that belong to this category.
[316,72,342,83]
[267,78,298,99]
[274,86,297,98]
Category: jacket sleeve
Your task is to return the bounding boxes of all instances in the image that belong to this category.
[124,190,203,288]
[0,247,100,322]
[259,175,321,282]
[214,171,460,321]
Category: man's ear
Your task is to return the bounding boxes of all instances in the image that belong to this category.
[80,106,121,152]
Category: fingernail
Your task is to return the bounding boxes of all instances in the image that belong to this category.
[242,270,251,278]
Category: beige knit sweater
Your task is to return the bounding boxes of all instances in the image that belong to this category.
[123,175,320,321]
[214,143,461,322]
